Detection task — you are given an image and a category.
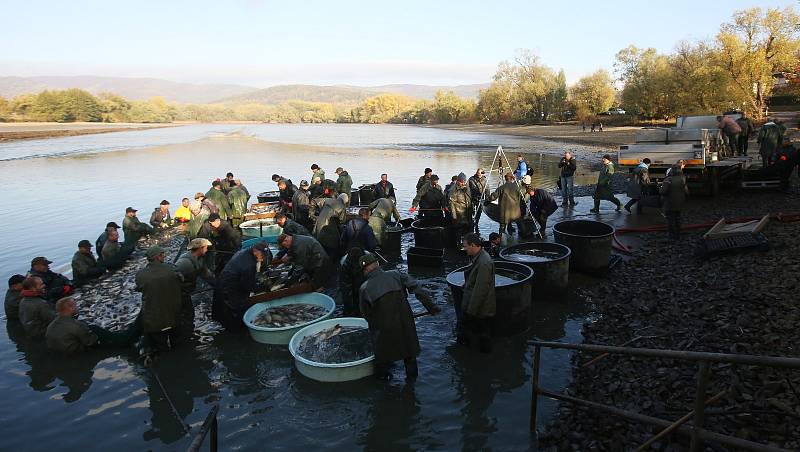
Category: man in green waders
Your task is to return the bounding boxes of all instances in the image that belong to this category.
[590,154,622,213]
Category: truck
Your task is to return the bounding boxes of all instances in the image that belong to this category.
[617,114,751,195]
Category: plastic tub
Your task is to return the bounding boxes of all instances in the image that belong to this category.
[447,261,533,337]
[383,224,404,256]
[257,191,281,203]
[240,221,282,242]
[553,220,614,274]
[289,317,375,382]
[243,293,336,345]
[500,242,571,297]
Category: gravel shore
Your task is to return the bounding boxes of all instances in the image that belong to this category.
[0,122,175,142]
[539,180,800,450]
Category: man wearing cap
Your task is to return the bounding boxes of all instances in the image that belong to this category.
[272,174,293,187]
[95,221,121,259]
[410,174,445,218]
[277,179,297,214]
[28,256,73,302]
[468,168,489,233]
[373,173,396,202]
[71,240,105,286]
[311,163,326,184]
[335,167,353,206]
[122,207,154,246]
[416,168,433,191]
[292,180,312,229]
[175,238,216,336]
[275,213,310,236]
[359,253,440,380]
[591,154,622,213]
[205,180,232,221]
[276,234,331,289]
[309,176,324,199]
[135,246,183,351]
[341,207,377,253]
[5,274,25,320]
[488,172,525,237]
[18,276,56,337]
[458,233,496,352]
[198,212,241,274]
[449,172,473,244]
[149,200,172,229]
[214,242,272,332]
[101,229,134,271]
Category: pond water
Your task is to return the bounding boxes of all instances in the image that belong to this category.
[0,124,597,451]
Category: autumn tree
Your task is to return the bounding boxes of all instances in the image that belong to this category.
[570,70,616,116]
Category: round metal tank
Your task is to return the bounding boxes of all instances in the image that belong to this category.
[358,184,375,205]
[446,261,533,337]
[553,220,614,273]
[499,242,571,297]
[257,190,281,203]
[411,217,446,249]
[350,189,361,206]
[289,317,375,382]
[383,224,404,256]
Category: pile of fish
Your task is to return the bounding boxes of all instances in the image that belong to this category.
[73,230,187,330]
[250,203,281,214]
[296,324,374,364]
[251,303,329,328]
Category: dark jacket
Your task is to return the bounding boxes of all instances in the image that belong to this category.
[19,292,56,337]
[311,196,346,250]
[95,231,109,258]
[757,123,784,156]
[281,219,310,236]
[149,208,171,228]
[660,170,689,212]
[529,189,558,217]
[4,288,22,320]
[462,249,496,318]
[626,163,651,199]
[412,182,445,210]
[205,187,231,220]
[335,172,353,199]
[289,235,329,273]
[71,251,103,284]
[559,157,577,177]
[368,215,387,246]
[369,198,401,223]
[374,180,396,200]
[448,184,473,224]
[292,188,311,224]
[135,261,183,333]
[341,218,377,252]
[468,174,488,201]
[122,215,153,244]
[359,269,422,362]
[28,269,72,302]
[217,248,271,311]
[416,175,430,191]
[488,181,523,223]
[46,315,98,353]
[736,117,754,137]
[175,253,215,294]
[198,221,241,252]
[279,183,297,204]
[228,187,249,219]
[339,251,373,314]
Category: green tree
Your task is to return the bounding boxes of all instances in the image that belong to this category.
[570,70,616,115]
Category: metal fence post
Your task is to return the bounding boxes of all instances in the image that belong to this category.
[530,345,541,433]
[690,361,711,452]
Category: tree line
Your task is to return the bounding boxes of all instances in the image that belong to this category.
[0,7,795,125]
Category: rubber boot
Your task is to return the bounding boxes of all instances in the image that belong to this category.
[590,199,600,213]
[569,197,576,206]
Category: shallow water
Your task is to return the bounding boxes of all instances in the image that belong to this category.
[0,124,594,451]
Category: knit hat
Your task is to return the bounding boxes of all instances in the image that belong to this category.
[457,172,467,182]
[145,246,165,259]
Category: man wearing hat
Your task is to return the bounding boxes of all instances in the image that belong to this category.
[292,180,312,229]
[488,172,525,237]
[149,200,172,229]
[28,256,73,302]
[122,207,154,246]
[277,178,297,214]
[95,221,121,259]
[71,240,105,286]
[448,172,473,244]
[410,174,445,219]
[335,167,353,206]
[175,238,216,337]
[276,233,331,289]
[468,168,489,233]
[311,163,326,184]
[416,167,433,190]
[275,213,310,237]
[358,253,440,380]
[590,154,622,213]
[198,212,241,274]
[205,180,232,222]
[135,246,183,352]
[214,242,272,332]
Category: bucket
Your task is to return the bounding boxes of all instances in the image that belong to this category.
[500,242,571,298]
[289,317,375,382]
[383,224,403,256]
[553,220,614,274]
[243,293,336,344]
[446,261,533,337]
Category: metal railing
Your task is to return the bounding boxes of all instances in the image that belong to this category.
[530,341,800,452]
[187,404,219,452]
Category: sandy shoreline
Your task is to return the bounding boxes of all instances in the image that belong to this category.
[424,123,638,148]
[0,122,177,142]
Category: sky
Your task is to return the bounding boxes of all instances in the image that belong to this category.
[0,0,794,87]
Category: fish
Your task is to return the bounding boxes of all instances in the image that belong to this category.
[251,303,329,328]
[296,324,373,364]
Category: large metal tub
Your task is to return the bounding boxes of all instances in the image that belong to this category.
[358,184,376,205]
[447,261,533,337]
[257,190,281,203]
[243,293,336,345]
[289,317,375,382]
[350,189,361,206]
[383,224,403,256]
[500,242,571,297]
[412,217,458,249]
[407,246,443,267]
[553,220,614,274]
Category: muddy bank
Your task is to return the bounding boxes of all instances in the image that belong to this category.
[540,181,800,450]
[424,123,637,148]
[0,122,176,142]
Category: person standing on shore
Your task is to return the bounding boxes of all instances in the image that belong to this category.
[457,233,495,353]
[757,120,784,166]
[717,115,742,155]
[624,158,651,214]
[660,163,689,241]
[468,168,489,232]
[558,151,577,206]
[591,154,622,213]
[736,113,755,156]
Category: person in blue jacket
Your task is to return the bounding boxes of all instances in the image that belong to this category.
[514,154,528,180]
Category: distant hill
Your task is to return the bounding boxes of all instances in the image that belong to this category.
[0,76,259,104]
[215,83,490,105]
